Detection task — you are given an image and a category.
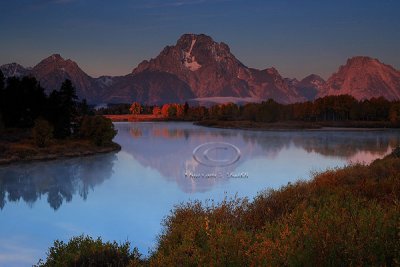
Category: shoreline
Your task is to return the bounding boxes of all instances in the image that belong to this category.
[104,114,168,122]
[104,115,398,131]
[193,120,398,131]
[0,141,121,166]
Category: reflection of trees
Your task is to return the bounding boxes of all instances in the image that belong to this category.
[115,123,400,193]
[291,131,400,158]
[0,181,5,209]
[130,128,142,138]
[241,130,400,159]
[0,153,116,210]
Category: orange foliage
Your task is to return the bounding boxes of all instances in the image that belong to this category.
[150,149,400,266]
[152,106,161,116]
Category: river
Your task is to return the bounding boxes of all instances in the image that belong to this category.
[0,122,399,266]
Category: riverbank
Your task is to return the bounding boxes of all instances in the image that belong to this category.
[37,146,400,266]
[0,138,121,165]
[104,114,167,122]
[194,120,396,130]
[104,115,398,130]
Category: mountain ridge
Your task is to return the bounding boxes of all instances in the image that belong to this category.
[1,34,400,104]
[318,56,400,101]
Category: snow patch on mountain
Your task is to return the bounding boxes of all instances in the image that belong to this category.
[183,38,202,71]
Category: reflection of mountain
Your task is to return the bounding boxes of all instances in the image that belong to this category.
[114,123,400,193]
[0,153,117,210]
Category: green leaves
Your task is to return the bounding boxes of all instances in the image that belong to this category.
[79,116,117,146]
[36,235,140,267]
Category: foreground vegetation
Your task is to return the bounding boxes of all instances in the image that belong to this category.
[37,147,400,266]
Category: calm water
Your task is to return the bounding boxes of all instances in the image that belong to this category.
[0,122,399,266]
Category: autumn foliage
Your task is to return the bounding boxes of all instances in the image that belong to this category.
[160,103,185,118]
[149,149,400,266]
[115,96,400,126]
[129,102,142,115]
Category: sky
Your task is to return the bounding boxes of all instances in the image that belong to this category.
[0,0,399,79]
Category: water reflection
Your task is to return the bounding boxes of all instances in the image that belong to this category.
[1,123,399,207]
[114,123,400,193]
[0,153,117,210]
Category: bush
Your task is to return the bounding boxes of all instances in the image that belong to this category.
[35,235,142,267]
[32,118,53,147]
[79,116,117,146]
[149,153,400,266]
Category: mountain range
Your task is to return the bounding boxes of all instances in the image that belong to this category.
[1,33,400,104]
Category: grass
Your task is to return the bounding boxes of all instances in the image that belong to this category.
[37,147,400,266]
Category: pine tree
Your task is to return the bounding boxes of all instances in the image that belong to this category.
[48,79,78,138]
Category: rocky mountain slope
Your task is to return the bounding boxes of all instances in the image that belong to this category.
[319,56,400,100]
[0,55,194,104]
[132,34,305,103]
[1,35,399,104]
[0,63,30,78]
[30,54,99,101]
[288,74,326,101]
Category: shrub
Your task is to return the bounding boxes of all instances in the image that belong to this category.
[35,235,142,267]
[32,118,53,147]
[79,116,117,146]
[149,153,400,266]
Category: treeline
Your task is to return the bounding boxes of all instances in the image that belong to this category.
[184,95,400,124]
[0,72,116,146]
[243,95,400,123]
[95,103,131,115]
[103,95,400,125]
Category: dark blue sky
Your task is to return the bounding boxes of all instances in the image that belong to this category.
[0,0,399,79]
